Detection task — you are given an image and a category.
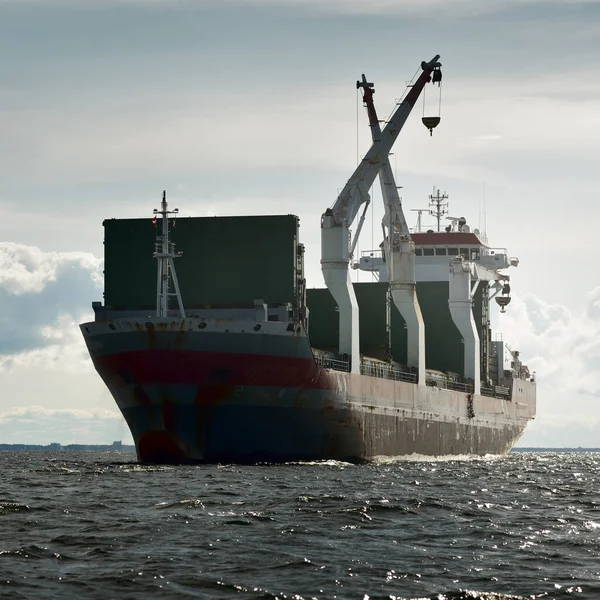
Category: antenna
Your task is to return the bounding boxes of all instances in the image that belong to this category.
[483,182,487,241]
[428,186,449,232]
[410,208,425,233]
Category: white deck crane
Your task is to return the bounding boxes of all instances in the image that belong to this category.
[356,75,425,384]
[321,55,441,374]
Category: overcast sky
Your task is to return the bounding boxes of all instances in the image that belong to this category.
[1,0,599,447]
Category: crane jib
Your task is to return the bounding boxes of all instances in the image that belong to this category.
[330,55,441,227]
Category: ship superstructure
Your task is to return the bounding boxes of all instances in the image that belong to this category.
[350,185,518,397]
[80,55,535,463]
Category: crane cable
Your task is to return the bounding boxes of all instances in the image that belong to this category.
[357,87,360,166]
[422,79,443,119]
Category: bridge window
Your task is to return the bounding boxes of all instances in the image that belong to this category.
[447,247,459,256]
[415,248,422,256]
[423,248,434,256]
[435,248,447,255]
[459,248,469,257]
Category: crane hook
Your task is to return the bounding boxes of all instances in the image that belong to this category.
[422,116,440,136]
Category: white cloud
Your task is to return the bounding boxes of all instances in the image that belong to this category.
[0,242,102,294]
[588,286,600,320]
[496,286,600,447]
[0,315,94,374]
[0,242,102,357]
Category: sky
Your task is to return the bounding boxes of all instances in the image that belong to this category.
[1,0,599,447]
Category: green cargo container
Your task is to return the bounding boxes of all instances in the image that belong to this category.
[306,282,405,362]
[307,281,491,375]
[103,215,302,310]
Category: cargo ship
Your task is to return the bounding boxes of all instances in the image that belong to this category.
[80,55,536,463]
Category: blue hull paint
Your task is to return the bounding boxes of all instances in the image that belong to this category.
[118,384,363,463]
[122,403,362,463]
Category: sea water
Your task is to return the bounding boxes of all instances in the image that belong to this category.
[1,450,598,599]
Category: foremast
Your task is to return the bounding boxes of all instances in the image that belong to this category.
[154,190,185,318]
[321,55,442,373]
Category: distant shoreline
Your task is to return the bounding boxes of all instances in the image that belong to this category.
[0,442,135,452]
[0,444,599,453]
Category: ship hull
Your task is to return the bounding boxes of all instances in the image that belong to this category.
[81,318,536,464]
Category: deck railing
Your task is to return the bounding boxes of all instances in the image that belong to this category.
[425,371,473,393]
[312,349,511,399]
[312,350,350,372]
[481,385,511,398]
[360,358,417,383]
[312,350,417,383]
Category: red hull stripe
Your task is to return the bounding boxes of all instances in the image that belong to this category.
[96,349,331,389]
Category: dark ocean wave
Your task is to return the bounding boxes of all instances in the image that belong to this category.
[1,451,600,599]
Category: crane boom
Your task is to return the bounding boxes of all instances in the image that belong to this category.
[327,55,441,228]
[321,55,441,374]
[357,76,426,382]
[356,74,410,243]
